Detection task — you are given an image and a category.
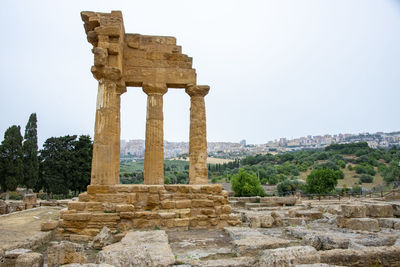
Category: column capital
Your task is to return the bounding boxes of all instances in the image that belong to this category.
[185,85,210,97]
[142,83,168,95]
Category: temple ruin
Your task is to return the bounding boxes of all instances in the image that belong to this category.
[60,11,239,238]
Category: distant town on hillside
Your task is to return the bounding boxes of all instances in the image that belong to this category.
[120,131,400,160]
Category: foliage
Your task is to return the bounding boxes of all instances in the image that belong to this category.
[0,125,24,193]
[351,185,362,195]
[354,164,376,176]
[325,142,369,154]
[382,159,400,186]
[277,179,303,196]
[276,162,299,176]
[22,113,39,190]
[305,168,340,194]
[359,174,374,183]
[230,169,265,197]
[37,135,92,195]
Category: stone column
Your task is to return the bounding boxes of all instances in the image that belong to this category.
[186,85,210,184]
[91,80,123,185]
[143,83,168,184]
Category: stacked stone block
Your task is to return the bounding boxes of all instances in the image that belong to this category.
[60,184,239,238]
[338,203,400,231]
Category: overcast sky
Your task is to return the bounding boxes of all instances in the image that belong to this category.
[0,0,399,146]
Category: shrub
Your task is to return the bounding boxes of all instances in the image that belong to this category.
[351,185,362,195]
[305,168,340,194]
[354,164,376,176]
[348,165,353,171]
[231,169,265,197]
[277,179,303,196]
[360,174,373,183]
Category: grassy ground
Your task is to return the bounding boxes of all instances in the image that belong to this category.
[297,164,385,189]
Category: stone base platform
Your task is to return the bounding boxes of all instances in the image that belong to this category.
[59,184,240,238]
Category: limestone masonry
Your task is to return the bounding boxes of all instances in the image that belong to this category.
[60,11,239,237]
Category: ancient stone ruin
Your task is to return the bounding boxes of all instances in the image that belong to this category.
[60,11,239,238]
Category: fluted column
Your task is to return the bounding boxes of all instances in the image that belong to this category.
[186,85,210,184]
[143,83,168,184]
[91,80,123,185]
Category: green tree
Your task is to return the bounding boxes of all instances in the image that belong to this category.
[277,179,303,196]
[39,136,76,195]
[383,160,400,187]
[305,168,340,195]
[0,126,24,199]
[22,113,39,191]
[69,135,92,194]
[231,169,265,197]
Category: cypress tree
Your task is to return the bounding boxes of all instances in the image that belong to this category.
[23,113,39,191]
[0,125,24,198]
[70,135,92,194]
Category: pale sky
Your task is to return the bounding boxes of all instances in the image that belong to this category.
[0,0,399,146]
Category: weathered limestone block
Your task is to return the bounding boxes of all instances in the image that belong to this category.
[87,185,117,194]
[378,218,400,230]
[115,204,134,212]
[341,204,366,218]
[256,246,319,267]
[319,246,400,267]
[233,236,291,256]
[201,184,223,194]
[15,252,43,267]
[41,220,59,231]
[47,241,87,266]
[95,193,126,203]
[366,203,394,218]
[260,196,297,206]
[68,202,87,211]
[90,226,115,249]
[161,200,175,209]
[344,218,380,232]
[63,213,92,221]
[96,230,175,267]
[271,211,283,226]
[78,192,90,202]
[175,199,191,209]
[192,199,214,208]
[23,194,37,209]
[295,210,323,220]
[4,249,32,266]
[392,203,400,217]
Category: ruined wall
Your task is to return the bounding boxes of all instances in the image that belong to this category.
[60,185,240,238]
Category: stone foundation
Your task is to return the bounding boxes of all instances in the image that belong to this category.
[60,184,239,238]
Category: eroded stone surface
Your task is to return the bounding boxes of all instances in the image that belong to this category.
[96,230,174,267]
[256,246,319,267]
[47,241,87,266]
[90,226,115,249]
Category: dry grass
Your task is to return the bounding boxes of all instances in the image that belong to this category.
[298,164,384,189]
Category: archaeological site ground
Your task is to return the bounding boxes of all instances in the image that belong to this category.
[0,10,400,267]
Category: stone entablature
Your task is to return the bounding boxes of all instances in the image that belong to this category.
[60,184,240,237]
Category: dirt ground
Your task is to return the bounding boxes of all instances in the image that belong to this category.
[0,206,61,251]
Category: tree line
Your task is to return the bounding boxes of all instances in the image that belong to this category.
[0,113,92,199]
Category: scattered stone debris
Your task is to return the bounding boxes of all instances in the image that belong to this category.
[47,241,87,266]
[90,226,115,250]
